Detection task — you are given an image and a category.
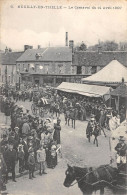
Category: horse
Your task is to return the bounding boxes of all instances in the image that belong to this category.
[63,164,118,195]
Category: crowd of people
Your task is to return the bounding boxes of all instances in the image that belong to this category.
[0,94,62,192]
[0,85,126,192]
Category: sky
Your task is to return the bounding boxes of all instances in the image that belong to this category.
[0,0,127,51]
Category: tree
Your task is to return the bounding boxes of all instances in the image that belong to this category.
[74,41,87,51]
[88,41,119,51]
[79,41,87,51]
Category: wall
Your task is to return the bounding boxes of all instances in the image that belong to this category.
[0,64,16,84]
[16,61,72,75]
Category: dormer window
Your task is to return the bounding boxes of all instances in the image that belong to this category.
[35,53,41,60]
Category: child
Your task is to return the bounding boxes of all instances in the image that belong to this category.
[50,142,57,169]
[37,145,47,175]
[17,144,24,174]
[28,148,36,179]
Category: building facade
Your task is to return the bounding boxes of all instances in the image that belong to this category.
[72,50,127,75]
[16,47,74,86]
[0,48,23,86]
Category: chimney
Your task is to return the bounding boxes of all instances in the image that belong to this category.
[65,32,68,46]
[24,45,29,51]
[5,46,8,53]
[69,40,74,53]
[29,46,33,49]
[9,48,12,52]
[38,45,41,49]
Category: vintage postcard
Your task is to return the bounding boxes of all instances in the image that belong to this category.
[0,0,127,195]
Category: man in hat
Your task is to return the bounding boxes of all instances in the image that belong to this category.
[53,118,61,144]
[28,148,36,179]
[1,135,9,154]
[22,134,29,170]
[14,127,20,143]
[3,142,17,182]
[115,136,127,171]
[86,115,96,142]
[22,118,30,137]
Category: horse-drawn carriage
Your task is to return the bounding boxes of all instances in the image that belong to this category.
[31,96,51,117]
[64,120,127,194]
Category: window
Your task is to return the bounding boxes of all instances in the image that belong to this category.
[58,64,63,74]
[18,64,20,71]
[91,66,97,74]
[28,64,30,71]
[22,64,24,71]
[44,64,49,74]
[77,66,82,74]
[35,64,40,72]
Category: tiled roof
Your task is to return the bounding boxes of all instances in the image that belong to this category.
[73,51,127,67]
[0,52,23,65]
[17,47,72,62]
[111,83,127,97]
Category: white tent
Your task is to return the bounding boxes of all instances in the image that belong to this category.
[82,60,127,86]
[57,82,111,99]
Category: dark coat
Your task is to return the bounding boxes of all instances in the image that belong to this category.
[54,124,61,144]
[115,143,127,156]
[3,149,16,166]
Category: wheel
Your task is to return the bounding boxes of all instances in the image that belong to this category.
[31,104,37,115]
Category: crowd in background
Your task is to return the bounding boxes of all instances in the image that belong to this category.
[0,94,61,192]
[0,85,126,192]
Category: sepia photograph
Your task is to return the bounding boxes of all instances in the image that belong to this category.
[0,0,127,194]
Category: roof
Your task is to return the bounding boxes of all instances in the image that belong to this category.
[111,83,127,97]
[73,51,127,67]
[0,52,23,65]
[82,60,127,85]
[57,82,111,97]
[17,47,72,62]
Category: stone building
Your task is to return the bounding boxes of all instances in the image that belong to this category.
[0,47,23,85]
[72,50,127,75]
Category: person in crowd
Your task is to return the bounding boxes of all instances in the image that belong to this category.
[0,151,7,192]
[22,118,31,137]
[86,115,96,143]
[50,141,57,169]
[92,123,100,147]
[14,127,20,143]
[41,130,53,168]
[17,143,25,174]
[8,132,18,151]
[28,148,36,179]
[32,132,40,161]
[115,136,127,171]
[3,142,17,182]
[1,135,9,154]
[53,118,61,145]
[37,145,47,175]
[22,135,29,170]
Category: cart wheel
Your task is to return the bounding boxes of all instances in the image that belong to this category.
[31,104,37,115]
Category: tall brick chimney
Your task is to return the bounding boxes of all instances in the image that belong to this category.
[65,32,68,46]
[69,40,74,53]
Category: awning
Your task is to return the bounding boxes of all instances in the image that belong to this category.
[57,82,111,98]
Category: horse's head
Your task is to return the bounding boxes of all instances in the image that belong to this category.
[63,164,76,187]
